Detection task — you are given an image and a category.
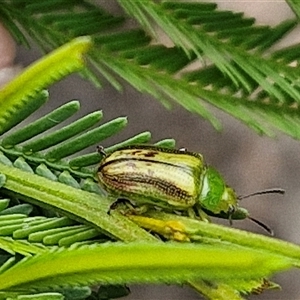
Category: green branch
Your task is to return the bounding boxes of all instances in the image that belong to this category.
[0,242,291,292]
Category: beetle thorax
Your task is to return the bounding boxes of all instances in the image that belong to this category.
[199,166,238,214]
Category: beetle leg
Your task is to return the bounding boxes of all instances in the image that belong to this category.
[110,198,151,215]
[197,208,211,223]
[97,145,107,157]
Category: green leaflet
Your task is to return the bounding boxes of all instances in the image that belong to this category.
[0,37,92,136]
[286,0,300,19]
[224,278,280,296]
[0,175,6,188]
[0,199,102,247]
[0,237,48,256]
[190,278,278,300]
[0,287,91,300]
[69,131,152,168]
[6,293,64,300]
[22,111,103,153]
[1,101,81,148]
[0,242,291,292]
[0,91,48,137]
[190,280,244,300]
[45,117,127,161]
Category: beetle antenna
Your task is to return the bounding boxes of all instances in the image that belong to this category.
[238,188,285,200]
[247,216,274,236]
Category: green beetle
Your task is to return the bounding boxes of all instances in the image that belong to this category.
[97,145,284,233]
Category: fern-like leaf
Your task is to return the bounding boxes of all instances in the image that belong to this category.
[2,1,300,137]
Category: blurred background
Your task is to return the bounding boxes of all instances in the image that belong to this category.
[4,0,300,299]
